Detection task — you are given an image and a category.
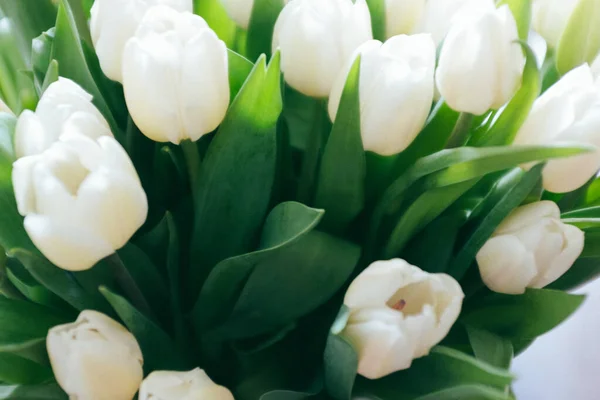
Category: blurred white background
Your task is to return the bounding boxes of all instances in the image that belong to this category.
[512,278,600,400]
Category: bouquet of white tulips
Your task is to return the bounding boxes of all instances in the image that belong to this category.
[1,0,600,398]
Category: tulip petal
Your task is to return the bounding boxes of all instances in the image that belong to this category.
[12,155,41,216]
[496,200,560,234]
[76,169,148,250]
[14,111,52,158]
[24,214,114,271]
[476,235,538,294]
[530,223,584,288]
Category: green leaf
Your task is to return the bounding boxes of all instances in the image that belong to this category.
[365,0,386,41]
[5,259,68,311]
[497,0,532,40]
[355,347,513,399]
[228,49,254,102]
[315,57,365,232]
[466,326,514,369]
[191,201,323,332]
[0,384,67,399]
[117,244,170,324]
[391,100,460,178]
[99,286,184,372]
[413,385,514,400]
[31,29,55,93]
[562,206,600,219]
[0,297,69,352]
[41,60,59,93]
[10,249,104,312]
[556,0,600,74]
[218,230,360,339]
[189,52,282,296]
[448,164,543,280]
[53,0,119,135]
[324,334,357,400]
[383,178,480,258]
[259,390,320,400]
[471,43,540,146]
[0,0,56,62]
[0,353,53,385]
[462,288,585,352]
[247,0,284,61]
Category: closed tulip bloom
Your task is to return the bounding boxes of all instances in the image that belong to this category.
[435,0,524,115]
[220,0,255,29]
[329,35,435,155]
[513,64,600,193]
[14,78,112,158]
[139,368,235,400]
[532,0,578,48]
[341,259,464,379]
[123,6,230,143]
[47,310,143,400]
[384,0,426,38]
[90,0,192,82]
[12,134,148,271]
[272,0,372,97]
[413,0,478,45]
[477,201,584,295]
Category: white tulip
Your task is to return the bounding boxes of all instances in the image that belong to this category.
[384,0,426,39]
[272,0,372,97]
[47,310,143,400]
[139,368,235,400]
[477,201,584,295]
[435,0,525,115]
[90,0,192,82]
[220,0,255,29]
[341,259,464,379]
[12,134,148,271]
[413,0,479,45]
[513,64,600,193]
[14,78,112,159]
[328,34,435,156]
[122,6,230,144]
[532,0,578,48]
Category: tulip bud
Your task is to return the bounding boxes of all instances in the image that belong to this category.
[477,201,584,295]
[272,0,372,97]
[532,0,578,48]
[513,64,600,193]
[47,310,143,400]
[122,6,230,143]
[328,34,435,156]
[14,78,112,159]
[413,0,479,45]
[384,0,426,38]
[341,259,464,379]
[220,0,255,29]
[90,0,192,82]
[12,134,148,271]
[139,368,235,400]
[435,0,525,115]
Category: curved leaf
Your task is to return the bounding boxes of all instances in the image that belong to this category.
[324,334,357,400]
[246,0,285,60]
[556,0,600,74]
[191,201,324,332]
[0,384,67,400]
[0,353,53,385]
[315,57,365,232]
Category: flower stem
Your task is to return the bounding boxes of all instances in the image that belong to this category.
[446,112,475,148]
[181,139,201,204]
[106,253,154,319]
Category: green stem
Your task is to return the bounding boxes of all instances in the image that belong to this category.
[181,140,201,204]
[297,100,327,205]
[446,112,475,148]
[106,253,154,319]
